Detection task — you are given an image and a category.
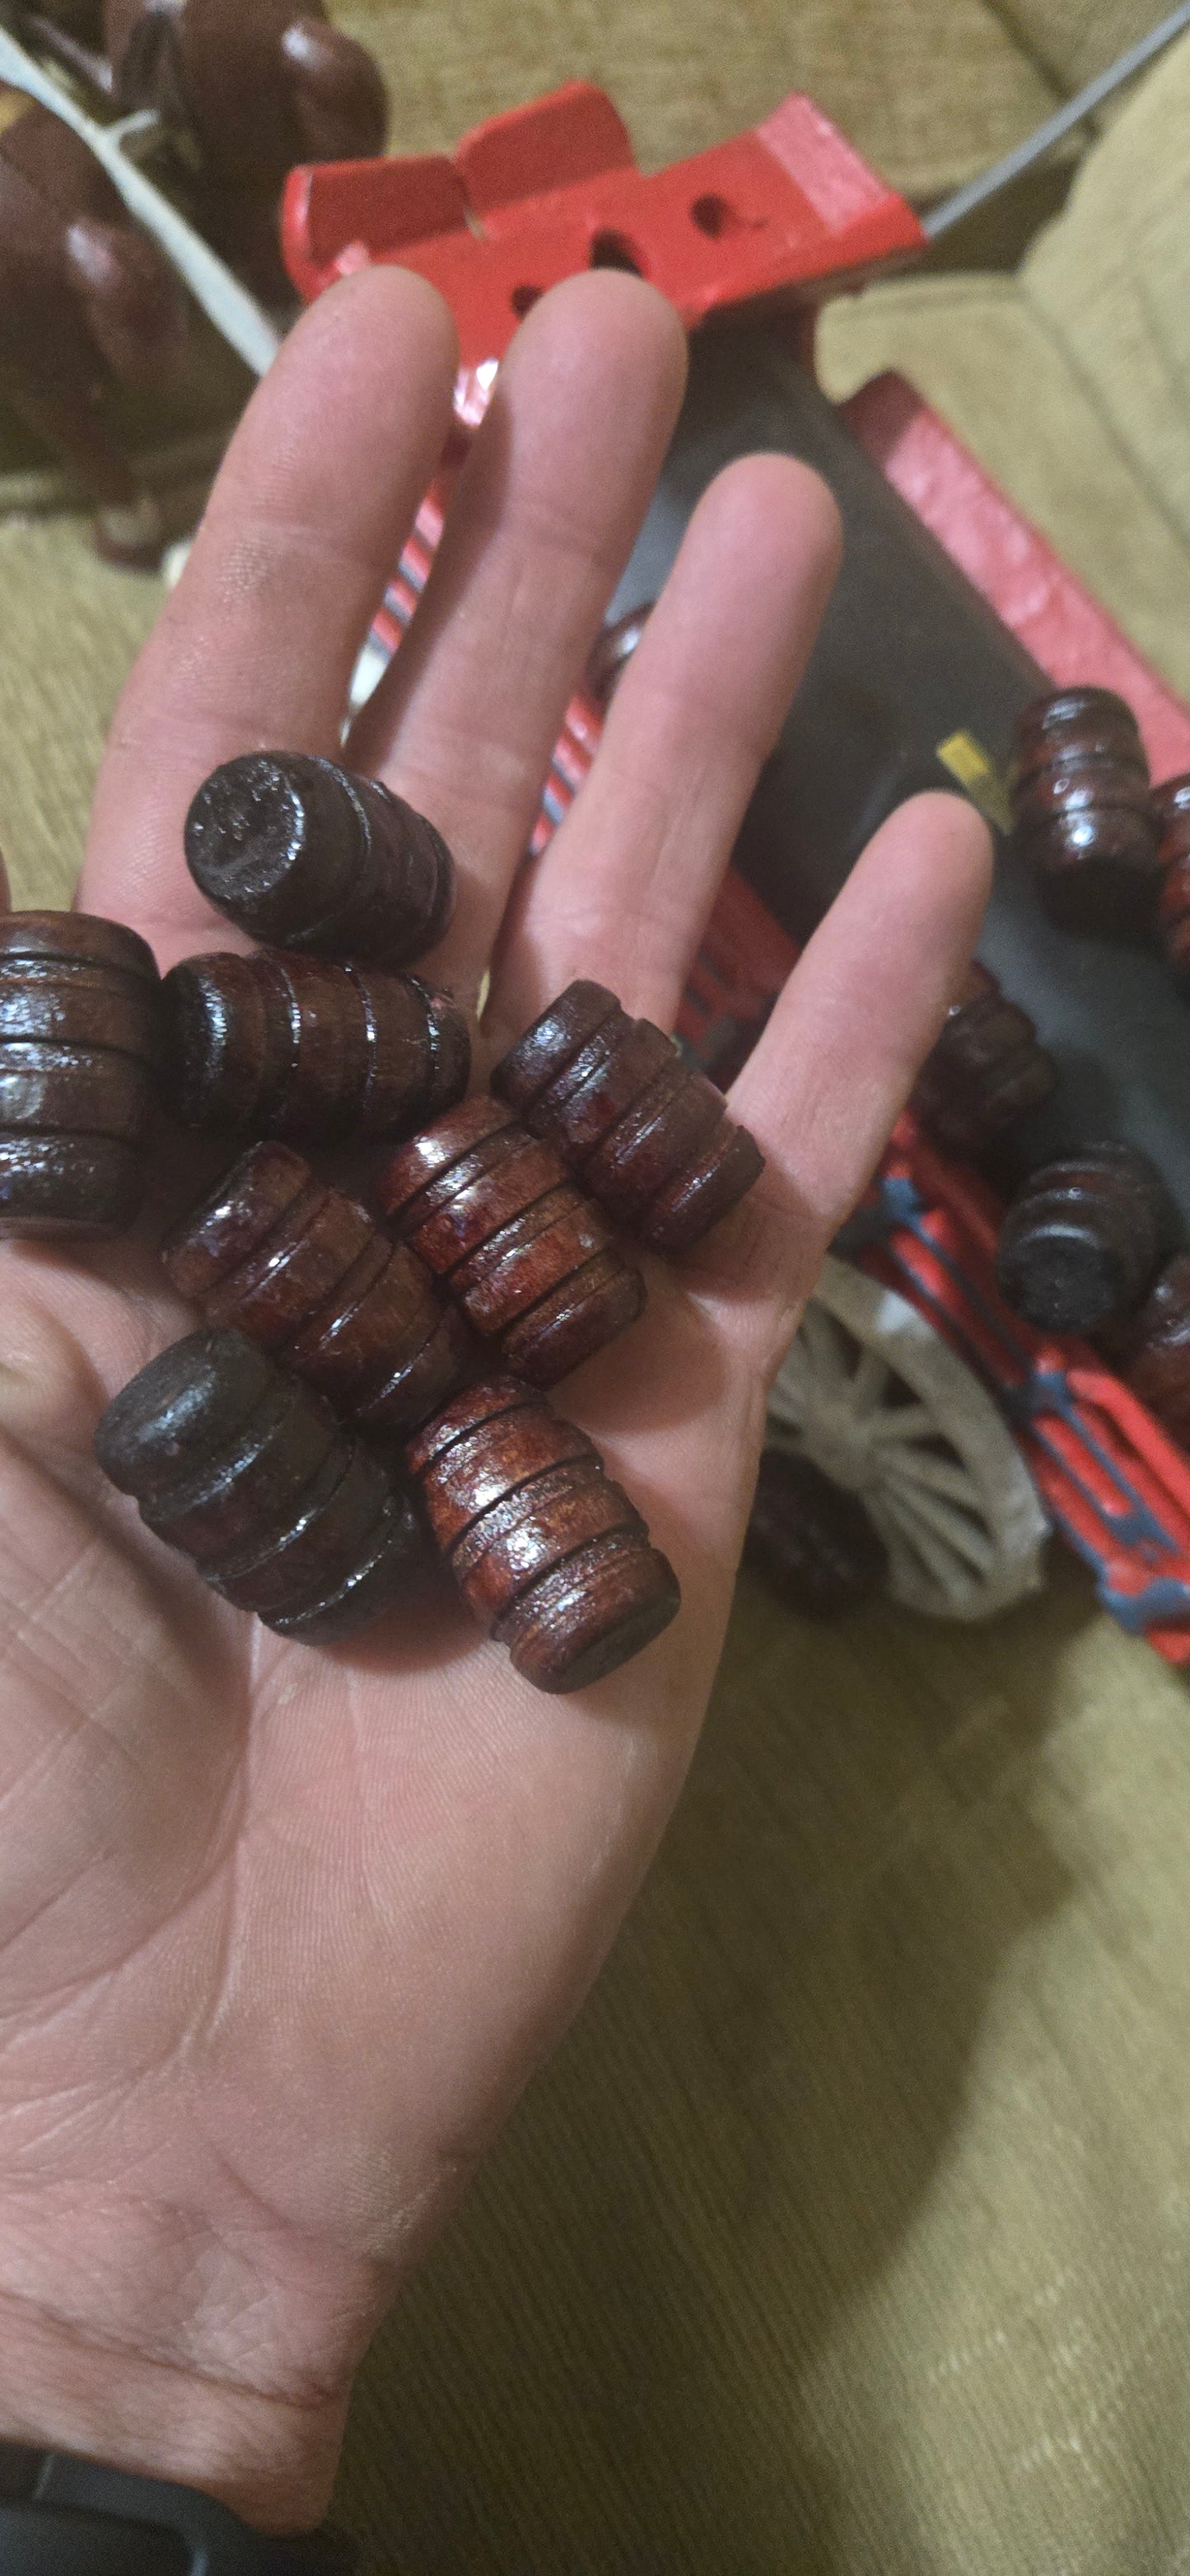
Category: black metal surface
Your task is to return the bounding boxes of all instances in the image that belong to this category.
[0,2502,188,2571]
[0,2443,357,2571]
[610,322,1190,1230]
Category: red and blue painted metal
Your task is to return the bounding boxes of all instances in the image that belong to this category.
[286,82,1190,1663]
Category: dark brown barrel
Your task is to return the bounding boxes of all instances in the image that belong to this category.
[995,1140,1171,1333]
[162,1141,472,1435]
[585,603,654,708]
[1009,688,1160,936]
[744,1448,888,1617]
[0,910,163,1237]
[404,1374,680,1692]
[1119,1252,1190,1453]
[184,752,455,966]
[1155,771,1190,987]
[492,981,763,1253]
[95,1327,422,1638]
[372,1094,645,1385]
[160,949,469,1146]
[910,961,1057,1158]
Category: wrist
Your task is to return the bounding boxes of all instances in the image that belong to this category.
[0,2289,349,2533]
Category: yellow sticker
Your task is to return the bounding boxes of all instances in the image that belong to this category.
[936,729,1013,836]
[0,88,33,140]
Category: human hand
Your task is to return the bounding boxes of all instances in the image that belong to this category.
[0,265,990,2531]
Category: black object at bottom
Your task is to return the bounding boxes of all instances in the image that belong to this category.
[0,2443,356,2571]
[745,1449,888,1617]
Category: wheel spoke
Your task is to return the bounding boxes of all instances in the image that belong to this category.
[867,1402,939,1445]
[768,1343,811,1430]
[847,1346,891,1416]
[798,1304,852,1384]
[884,1448,989,1510]
[879,1476,996,1574]
[766,1254,1049,1622]
[869,1490,964,1592]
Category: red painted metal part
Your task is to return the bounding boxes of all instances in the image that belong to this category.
[850,1127,1190,1661]
[665,870,1190,1661]
[370,492,1190,1659]
[842,371,1190,782]
[282,82,926,376]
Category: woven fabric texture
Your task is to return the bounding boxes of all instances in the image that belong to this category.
[816,269,1190,702]
[819,29,1190,702]
[1024,26,1190,552]
[344,0,1056,199]
[338,1552,1190,2574]
[0,519,162,908]
[989,0,1180,92]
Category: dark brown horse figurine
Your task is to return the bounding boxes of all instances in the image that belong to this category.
[0,89,188,558]
[104,0,387,296]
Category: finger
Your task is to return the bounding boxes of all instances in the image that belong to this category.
[80,266,459,964]
[704,791,993,1360]
[348,270,688,1003]
[488,454,842,1045]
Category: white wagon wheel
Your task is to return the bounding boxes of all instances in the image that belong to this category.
[767,1254,1050,1622]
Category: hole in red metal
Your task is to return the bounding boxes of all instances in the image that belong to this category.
[510,283,543,315]
[690,193,737,237]
[589,230,644,274]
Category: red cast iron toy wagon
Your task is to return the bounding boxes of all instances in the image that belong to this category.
[280,76,1190,1662]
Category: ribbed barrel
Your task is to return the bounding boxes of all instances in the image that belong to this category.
[585,603,654,707]
[1155,772,1190,987]
[1009,688,1160,936]
[373,1094,645,1385]
[162,1141,472,1434]
[492,980,763,1253]
[161,949,469,1146]
[184,752,455,966]
[995,1140,1171,1333]
[910,961,1057,1158]
[0,910,163,1237]
[744,1449,888,1617]
[95,1328,422,1639]
[1122,1253,1190,1452]
[405,1375,680,1692]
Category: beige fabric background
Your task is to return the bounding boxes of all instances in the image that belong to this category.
[992,0,1178,91]
[4,7,1190,2569]
[343,0,1057,199]
[341,1552,1190,2573]
[820,27,1190,703]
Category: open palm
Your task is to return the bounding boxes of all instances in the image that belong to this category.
[0,265,990,2531]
